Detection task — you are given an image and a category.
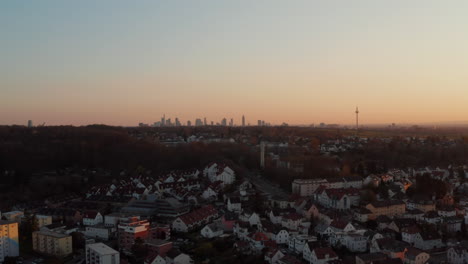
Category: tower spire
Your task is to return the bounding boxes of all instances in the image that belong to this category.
[355,106,359,134]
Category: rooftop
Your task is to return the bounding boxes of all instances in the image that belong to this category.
[87,243,119,255]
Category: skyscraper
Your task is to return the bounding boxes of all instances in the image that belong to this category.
[161,114,165,127]
[229,118,234,127]
[27,120,33,128]
[221,118,227,126]
[195,118,203,126]
[204,117,207,126]
[242,115,245,127]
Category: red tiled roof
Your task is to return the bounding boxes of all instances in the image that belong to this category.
[313,247,338,260]
[179,205,218,225]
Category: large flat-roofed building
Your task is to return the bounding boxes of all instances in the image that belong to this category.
[292,179,328,197]
[32,230,73,257]
[86,243,119,264]
[292,177,363,197]
[0,220,20,263]
[117,217,150,252]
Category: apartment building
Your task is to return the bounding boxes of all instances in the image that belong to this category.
[32,230,73,257]
[0,220,20,263]
[86,243,120,264]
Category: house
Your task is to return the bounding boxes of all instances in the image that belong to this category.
[201,182,222,200]
[265,249,285,264]
[165,248,193,264]
[203,163,236,185]
[200,223,224,238]
[414,232,443,250]
[288,234,317,253]
[314,187,360,210]
[340,234,368,253]
[371,238,408,260]
[247,232,269,253]
[84,225,114,240]
[278,255,303,264]
[406,200,436,213]
[281,213,304,230]
[303,202,320,220]
[306,247,339,264]
[444,216,463,234]
[447,245,468,264]
[145,254,167,264]
[227,197,242,212]
[404,247,430,264]
[388,218,418,233]
[233,221,250,241]
[356,253,389,264]
[329,220,356,233]
[422,211,441,224]
[354,208,372,223]
[221,212,238,231]
[365,200,406,220]
[83,211,103,226]
[240,211,261,227]
[401,226,421,245]
[171,205,218,232]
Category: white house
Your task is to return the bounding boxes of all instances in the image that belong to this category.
[203,163,236,185]
[171,205,218,232]
[447,246,468,264]
[414,232,443,250]
[306,247,338,264]
[265,249,285,264]
[240,211,261,227]
[227,197,242,213]
[145,254,166,264]
[84,225,114,241]
[281,213,303,231]
[402,226,420,245]
[200,223,224,239]
[83,212,103,226]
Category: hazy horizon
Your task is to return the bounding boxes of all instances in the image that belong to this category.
[2,1,468,126]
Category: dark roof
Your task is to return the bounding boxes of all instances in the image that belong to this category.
[356,252,388,263]
[313,247,337,260]
[370,200,405,208]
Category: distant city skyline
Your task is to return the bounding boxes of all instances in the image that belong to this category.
[2,1,468,126]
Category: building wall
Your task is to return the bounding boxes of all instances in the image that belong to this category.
[86,243,120,264]
[0,222,20,262]
[32,231,72,257]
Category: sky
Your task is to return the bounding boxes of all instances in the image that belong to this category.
[2,0,468,126]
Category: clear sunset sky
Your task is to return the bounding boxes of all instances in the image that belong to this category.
[1,1,468,126]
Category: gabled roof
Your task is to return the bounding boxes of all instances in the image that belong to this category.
[330,219,350,230]
[312,247,337,260]
[178,205,218,225]
[83,211,99,219]
[405,247,426,260]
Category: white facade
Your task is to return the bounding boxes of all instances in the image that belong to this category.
[200,224,223,239]
[85,226,114,241]
[203,163,236,185]
[83,213,104,226]
[86,243,120,264]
